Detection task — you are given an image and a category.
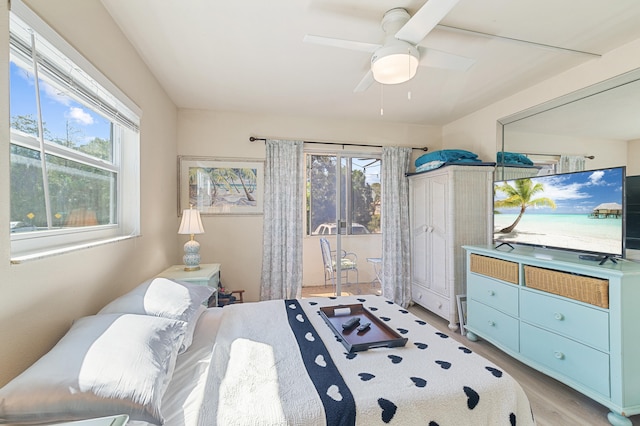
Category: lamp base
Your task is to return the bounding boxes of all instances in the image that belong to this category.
[183,265,201,272]
[183,239,201,272]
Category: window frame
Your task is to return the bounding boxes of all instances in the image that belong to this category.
[9,0,141,261]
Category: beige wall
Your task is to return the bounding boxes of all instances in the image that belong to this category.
[0,0,179,386]
[177,109,441,300]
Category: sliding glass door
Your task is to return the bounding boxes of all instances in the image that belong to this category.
[307,152,380,295]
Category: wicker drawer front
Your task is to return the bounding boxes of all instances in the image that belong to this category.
[469,254,519,284]
[524,266,609,308]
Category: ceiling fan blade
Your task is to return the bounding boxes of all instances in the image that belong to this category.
[353,70,375,92]
[303,34,380,53]
[395,0,460,45]
[418,47,474,71]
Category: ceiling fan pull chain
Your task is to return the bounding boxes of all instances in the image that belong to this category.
[380,84,384,116]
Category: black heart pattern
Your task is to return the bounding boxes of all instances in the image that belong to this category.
[414,342,428,350]
[357,298,366,302]
[415,320,427,325]
[329,296,337,299]
[358,372,375,381]
[388,355,403,364]
[458,346,472,354]
[410,377,427,388]
[385,300,394,304]
[463,386,480,409]
[399,309,409,314]
[380,316,391,322]
[510,413,516,426]
[486,366,503,378]
[378,398,397,423]
[369,307,379,311]
[346,352,357,360]
[397,328,409,335]
[436,332,449,339]
[308,301,318,306]
[435,360,451,369]
[428,422,440,426]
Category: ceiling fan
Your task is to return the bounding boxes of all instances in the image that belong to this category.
[303,0,474,92]
[304,0,602,93]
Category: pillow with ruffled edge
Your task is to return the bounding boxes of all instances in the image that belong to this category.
[0,313,186,425]
[415,149,479,167]
[98,277,213,353]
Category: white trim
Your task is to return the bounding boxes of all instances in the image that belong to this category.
[11,235,139,264]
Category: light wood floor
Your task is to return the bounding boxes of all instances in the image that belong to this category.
[301,284,639,426]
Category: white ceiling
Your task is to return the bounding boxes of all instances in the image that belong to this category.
[100,0,640,126]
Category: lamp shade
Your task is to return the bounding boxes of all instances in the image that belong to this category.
[178,208,205,235]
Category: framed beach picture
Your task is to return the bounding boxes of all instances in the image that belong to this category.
[178,156,264,215]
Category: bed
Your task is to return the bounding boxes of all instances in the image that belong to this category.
[0,278,535,425]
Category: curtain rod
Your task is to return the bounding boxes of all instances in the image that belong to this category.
[519,151,595,160]
[249,136,428,152]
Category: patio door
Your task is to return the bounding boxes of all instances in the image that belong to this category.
[308,152,380,295]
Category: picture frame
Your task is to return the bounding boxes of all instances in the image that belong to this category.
[178,156,264,215]
[456,294,467,336]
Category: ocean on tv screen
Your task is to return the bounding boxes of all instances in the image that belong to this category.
[493,167,624,256]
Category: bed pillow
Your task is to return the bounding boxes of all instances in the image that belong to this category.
[98,277,211,353]
[0,313,187,425]
[415,149,479,167]
[99,277,211,321]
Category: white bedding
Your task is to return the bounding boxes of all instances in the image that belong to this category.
[155,295,535,426]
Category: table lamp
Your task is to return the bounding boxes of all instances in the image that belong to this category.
[178,207,205,271]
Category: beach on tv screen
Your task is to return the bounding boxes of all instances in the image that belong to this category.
[493,167,625,256]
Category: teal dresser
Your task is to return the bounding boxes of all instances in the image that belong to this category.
[463,245,640,426]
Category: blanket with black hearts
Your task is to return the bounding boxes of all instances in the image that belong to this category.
[200,295,535,426]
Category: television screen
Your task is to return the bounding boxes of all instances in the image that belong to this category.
[493,166,626,258]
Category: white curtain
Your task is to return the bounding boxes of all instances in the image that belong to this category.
[381,147,412,307]
[260,140,304,300]
[557,155,586,173]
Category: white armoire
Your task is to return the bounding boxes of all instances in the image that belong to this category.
[408,165,494,330]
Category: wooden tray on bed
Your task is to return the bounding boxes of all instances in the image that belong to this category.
[319,303,408,352]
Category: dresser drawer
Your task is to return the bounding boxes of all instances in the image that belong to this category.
[468,274,519,316]
[520,323,610,397]
[467,300,519,352]
[520,290,609,352]
[412,284,449,320]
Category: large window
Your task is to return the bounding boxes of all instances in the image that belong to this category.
[307,153,381,236]
[9,3,140,258]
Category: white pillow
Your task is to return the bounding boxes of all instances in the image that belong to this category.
[0,313,186,425]
[98,277,213,352]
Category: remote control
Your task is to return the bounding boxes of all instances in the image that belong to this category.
[357,322,371,332]
[341,317,360,330]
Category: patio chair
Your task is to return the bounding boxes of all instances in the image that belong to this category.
[319,237,359,289]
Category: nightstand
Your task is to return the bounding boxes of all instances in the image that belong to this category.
[156,263,220,307]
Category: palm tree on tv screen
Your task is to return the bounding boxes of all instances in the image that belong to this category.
[494,178,556,233]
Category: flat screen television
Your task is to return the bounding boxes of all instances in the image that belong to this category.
[493,166,626,261]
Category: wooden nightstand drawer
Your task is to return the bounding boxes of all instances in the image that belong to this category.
[520,323,610,397]
[468,274,519,316]
[467,301,519,353]
[520,290,609,352]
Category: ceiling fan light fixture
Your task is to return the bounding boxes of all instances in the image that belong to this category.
[371,43,419,85]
